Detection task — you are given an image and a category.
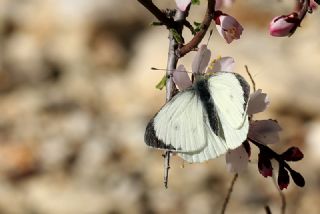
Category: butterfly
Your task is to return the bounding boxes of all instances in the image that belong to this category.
[144,46,250,163]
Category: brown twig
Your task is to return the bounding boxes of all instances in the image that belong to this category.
[183,20,196,35]
[178,0,216,57]
[163,151,171,188]
[265,205,272,214]
[290,0,310,36]
[221,173,238,214]
[272,174,286,214]
[137,0,176,29]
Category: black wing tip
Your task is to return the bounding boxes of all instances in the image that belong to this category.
[233,73,250,109]
[144,118,177,150]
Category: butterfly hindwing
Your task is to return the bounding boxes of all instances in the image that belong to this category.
[145,89,207,153]
[179,115,229,163]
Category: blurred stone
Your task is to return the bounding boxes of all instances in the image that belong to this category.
[305,121,320,163]
[0,142,38,179]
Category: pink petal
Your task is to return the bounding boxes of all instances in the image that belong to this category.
[248,120,282,145]
[215,0,235,10]
[247,89,270,115]
[215,15,243,44]
[310,0,318,10]
[215,0,223,9]
[223,0,235,7]
[207,57,235,73]
[175,0,191,11]
[173,64,192,90]
[226,145,249,173]
[192,44,211,74]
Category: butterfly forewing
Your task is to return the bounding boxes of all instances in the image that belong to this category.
[145,90,207,153]
[208,72,250,129]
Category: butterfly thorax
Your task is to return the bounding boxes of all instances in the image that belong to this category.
[194,76,221,136]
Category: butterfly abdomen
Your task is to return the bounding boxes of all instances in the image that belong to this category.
[195,79,220,136]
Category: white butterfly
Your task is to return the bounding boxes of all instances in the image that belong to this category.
[145,45,250,163]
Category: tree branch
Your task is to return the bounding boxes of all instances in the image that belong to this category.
[178,0,216,57]
[163,8,189,188]
[290,0,310,36]
[137,0,176,29]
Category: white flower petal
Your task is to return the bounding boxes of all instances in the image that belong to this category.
[192,44,211,74]
[207,57,235,73]
[226,145,249,173]
[248,120,282,145]
[175,0,191,11]
[173,64,192,90]
[247,89,270,115]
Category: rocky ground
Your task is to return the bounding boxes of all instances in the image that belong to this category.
[0,0,319,213]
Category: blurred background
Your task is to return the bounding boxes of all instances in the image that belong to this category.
[0,0,319,213]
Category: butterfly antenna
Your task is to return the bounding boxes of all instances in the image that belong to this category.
[206,29,213,46]
[245,65,256,92]
[151,67,192,74]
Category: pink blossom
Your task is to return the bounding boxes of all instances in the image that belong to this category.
[175,0,191,11]
[269,13,299,37]
[206,57,235,74]
[310,0,318,10]
[215,13,243,44]
[173,45,211,88]
[248,120,282,145]
[192,45,211,74]
[172,45,236,89]
[226,145,249,173]
[173,65,192,90]
[215,0,235,9]
[247,89,270,115]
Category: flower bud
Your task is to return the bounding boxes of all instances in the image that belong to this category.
[278,166,290,190]
[269,13,299,37]
[289,169,305,187]
[258,152,273,177]
[281,147,304,161]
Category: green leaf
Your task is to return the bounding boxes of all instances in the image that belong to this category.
[191,0,200,5]
[150,21,163,26]
[315,0,320,5]
[193,21,202,32]
[170,29,183,43]
[155,75,167,90]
